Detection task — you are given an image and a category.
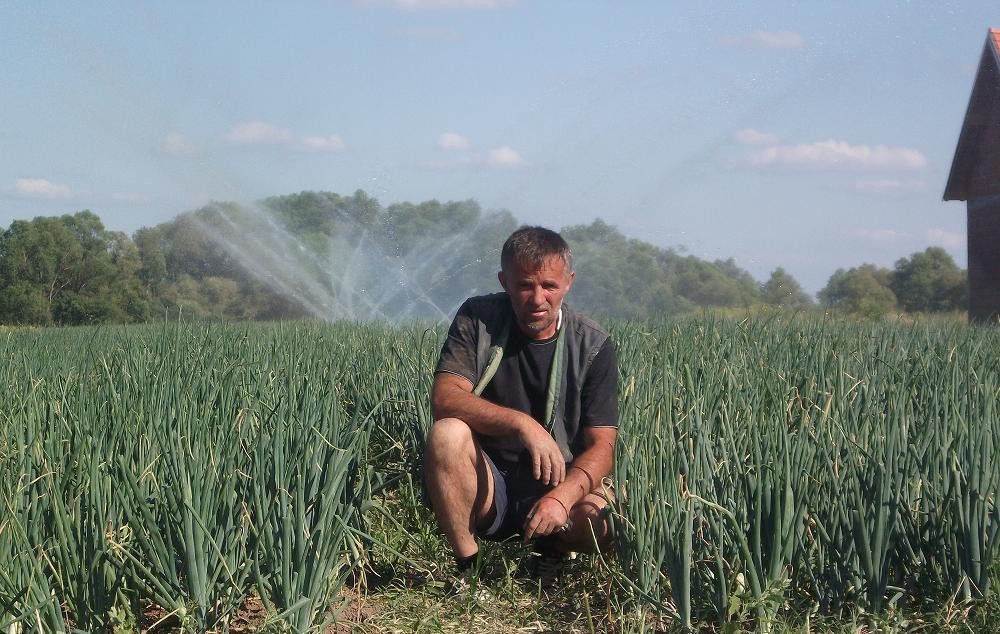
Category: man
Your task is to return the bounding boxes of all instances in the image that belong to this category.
[424,226,618,586]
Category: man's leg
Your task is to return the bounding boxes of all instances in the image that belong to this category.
[423,417,495,559]
[554,487,615,553]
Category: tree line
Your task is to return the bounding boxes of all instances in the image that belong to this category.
[0,190,968,326]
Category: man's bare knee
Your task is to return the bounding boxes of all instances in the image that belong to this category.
[424,418,483,487]
[423,417,496,537]
[426,418,474,457]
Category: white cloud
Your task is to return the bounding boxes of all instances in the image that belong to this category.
[486,146,523,168]
[437,132,470,150]
[299,135,347,153]
[927,228,964,249]
[360,0,515,9]
[416,145,524,170]
[734,128,779,146]
[853,179,926,195]
[226,121,294,145]
[15,178,71,198]
[161,131,197,156]
[226,122,347,153]
[746,140,927,170]
[732,31,805,49]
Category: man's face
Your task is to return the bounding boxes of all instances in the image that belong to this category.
[498,255,574,340]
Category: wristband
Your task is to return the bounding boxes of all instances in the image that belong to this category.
[569,464,595,491]
[542,495,570,520]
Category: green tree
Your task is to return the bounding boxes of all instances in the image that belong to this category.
[0,282,50,324]
[761,268,814,310]
[562,219,693,318]
[562,218,769,317]
[0,211,154,325]
[0,215,81,318]
[134,226,167,290]
[674,256,759,308]
[381,199,481,253]
[819,264,897,318]
[888,247,967,313]
[106,231,158,321]
[713,258,763,306]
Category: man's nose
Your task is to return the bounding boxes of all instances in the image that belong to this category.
[531,286,545,306]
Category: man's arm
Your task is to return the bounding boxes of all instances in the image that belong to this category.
[522,426,616,541]
[432,372,568,485]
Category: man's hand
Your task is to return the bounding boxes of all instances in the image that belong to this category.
[433,374,565,484]
[523,495,569,541]
[522,427,616,547]
[517,418,565,485]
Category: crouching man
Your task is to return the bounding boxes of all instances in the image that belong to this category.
[424,226,617,587]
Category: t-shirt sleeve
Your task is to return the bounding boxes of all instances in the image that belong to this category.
[434,300,479,385]
[579,337,619,428]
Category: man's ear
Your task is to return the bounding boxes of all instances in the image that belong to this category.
[498,270,508,291]
[565,270,575,292]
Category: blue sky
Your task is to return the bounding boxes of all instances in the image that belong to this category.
[2,1,997,294]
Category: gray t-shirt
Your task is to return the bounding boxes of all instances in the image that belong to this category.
[435,294,618,464]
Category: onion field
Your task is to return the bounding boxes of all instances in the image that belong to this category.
[0,317,997,632]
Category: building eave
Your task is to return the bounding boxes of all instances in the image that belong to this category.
[944,29,1000,202]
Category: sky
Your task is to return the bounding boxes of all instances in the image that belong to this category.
[2,1,998,295]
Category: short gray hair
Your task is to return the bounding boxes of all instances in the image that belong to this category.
[500,226,573,273]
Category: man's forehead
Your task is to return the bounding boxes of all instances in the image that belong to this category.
[507,255,569,277]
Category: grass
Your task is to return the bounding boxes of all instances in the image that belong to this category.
[0,316,997,632]
[328,490,1000,634]
[325,470,1000,634]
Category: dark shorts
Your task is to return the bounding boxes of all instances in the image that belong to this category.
[480,451,551,541]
